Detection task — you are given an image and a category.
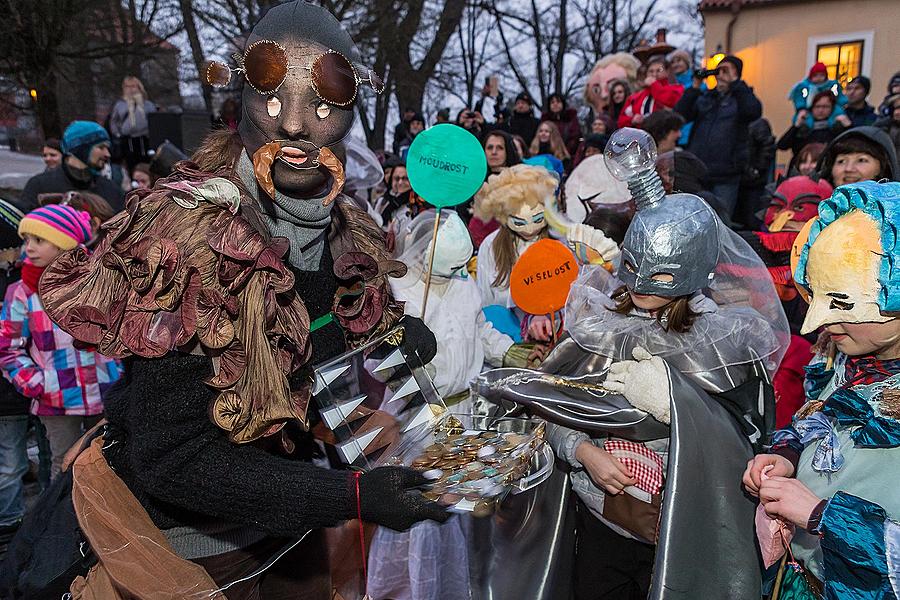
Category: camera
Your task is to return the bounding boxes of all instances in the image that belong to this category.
[694,68,719,79]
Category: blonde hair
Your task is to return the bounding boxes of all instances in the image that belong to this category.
[122,76,148,100]
[529,122,570,161]
[474,164,559,221]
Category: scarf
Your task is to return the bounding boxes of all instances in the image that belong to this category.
[21,260,45,294]
[236,151,331,270]
[126,94,145,129]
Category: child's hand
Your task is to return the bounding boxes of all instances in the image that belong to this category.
[575,442,636,495]
[742,453,795,496]
[527,315,554,342]
[759,477,821,529]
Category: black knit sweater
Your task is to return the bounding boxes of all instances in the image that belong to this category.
[103,245,356,536]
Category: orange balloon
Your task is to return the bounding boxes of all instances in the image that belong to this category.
[789,217,816,304]
[510,239,579,315]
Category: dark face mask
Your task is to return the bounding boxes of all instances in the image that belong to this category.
[238,38,356,198]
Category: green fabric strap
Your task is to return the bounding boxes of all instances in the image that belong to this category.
[309,312,335,332]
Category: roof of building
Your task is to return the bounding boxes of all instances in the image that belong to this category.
[699,0,809,10]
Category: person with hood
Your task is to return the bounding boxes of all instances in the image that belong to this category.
[541,92,582,157]
[616,56,683,129]
[5,3,446,597]
[817,126,898,188]
[788,62,847,121]
[19,121,124,213]
[844,75,877,128]
[675,55,763,219]
[508,92,541,146]
[777,90,850,157]
[878,71,900,117]
[874,94,900,159]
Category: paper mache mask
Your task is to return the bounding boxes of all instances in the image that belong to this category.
[794,181,900,334]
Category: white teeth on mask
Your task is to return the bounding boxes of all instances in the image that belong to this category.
[267,96,282,117]
[316,102,331,119]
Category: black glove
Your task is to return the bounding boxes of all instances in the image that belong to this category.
[357,466,449,531]
[399,315,437,365]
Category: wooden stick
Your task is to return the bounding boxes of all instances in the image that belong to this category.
[550,311,558,347]
[420,208,442,318]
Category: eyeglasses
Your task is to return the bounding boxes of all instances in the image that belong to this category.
[206,40,384,106]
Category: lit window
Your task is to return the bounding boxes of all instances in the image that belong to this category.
[816,41,864,87]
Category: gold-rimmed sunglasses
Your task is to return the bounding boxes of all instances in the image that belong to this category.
[206,40,384,106]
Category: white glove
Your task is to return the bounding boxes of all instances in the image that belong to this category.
[568,223,621,263]
[604,347,672,424]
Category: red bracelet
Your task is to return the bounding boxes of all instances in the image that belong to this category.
[354,472,368,585]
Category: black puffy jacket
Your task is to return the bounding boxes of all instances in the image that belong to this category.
[675,80,763,183]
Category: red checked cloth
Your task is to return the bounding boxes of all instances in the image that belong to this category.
[604,438,664,495]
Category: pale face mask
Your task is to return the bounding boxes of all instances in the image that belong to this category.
[506,203,546,241]
[801,210,891,334]
[426,212,474,279]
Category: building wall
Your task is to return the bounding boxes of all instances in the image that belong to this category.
[702,0,899,171]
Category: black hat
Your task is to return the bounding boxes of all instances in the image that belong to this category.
[849,75,871,95]
[515,92,533,104]
[720,55,743,79]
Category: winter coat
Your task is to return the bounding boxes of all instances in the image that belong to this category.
[541,108,582,156]
[742,118,776,188]
[617,79,684,129]
[109,98,156,139]
[675,80,763,183]
[508,111,540,146]
[845,103,877,128]
[777,119,846,157]
[788,78,846,114]
[0,279,122,416]
[874,116,900,162]
[19,162,125,214]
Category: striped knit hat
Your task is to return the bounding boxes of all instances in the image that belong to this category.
[18,204,92,250]
[0,199,24,251]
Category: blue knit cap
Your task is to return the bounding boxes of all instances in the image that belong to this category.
[61,121,110,167]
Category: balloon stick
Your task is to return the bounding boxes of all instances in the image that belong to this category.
[420,208,442,318]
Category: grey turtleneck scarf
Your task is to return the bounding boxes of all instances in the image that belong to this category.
[237,150,332,270]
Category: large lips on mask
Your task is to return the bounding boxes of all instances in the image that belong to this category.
[276,140,321,170]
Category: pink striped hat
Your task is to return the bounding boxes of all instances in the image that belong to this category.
[18,204,93,250]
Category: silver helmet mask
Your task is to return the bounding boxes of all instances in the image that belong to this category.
[605,128,719,298]
[618,193,719,297]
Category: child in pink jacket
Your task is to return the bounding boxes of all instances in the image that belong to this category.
[0,204,122,477]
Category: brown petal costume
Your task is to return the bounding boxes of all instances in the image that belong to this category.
[40,160,403,444]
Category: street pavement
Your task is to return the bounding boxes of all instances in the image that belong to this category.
[0,148,44,190]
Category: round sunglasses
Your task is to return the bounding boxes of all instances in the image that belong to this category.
[206,40,384,106]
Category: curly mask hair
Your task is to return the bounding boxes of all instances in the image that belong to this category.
[474,164,558,288]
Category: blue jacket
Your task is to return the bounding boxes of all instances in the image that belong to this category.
[675,80,763,182]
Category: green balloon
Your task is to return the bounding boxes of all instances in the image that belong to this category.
[406,124,488,208]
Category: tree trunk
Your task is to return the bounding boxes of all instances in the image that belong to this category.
[179,0,212,112]
[35,71,62,138]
